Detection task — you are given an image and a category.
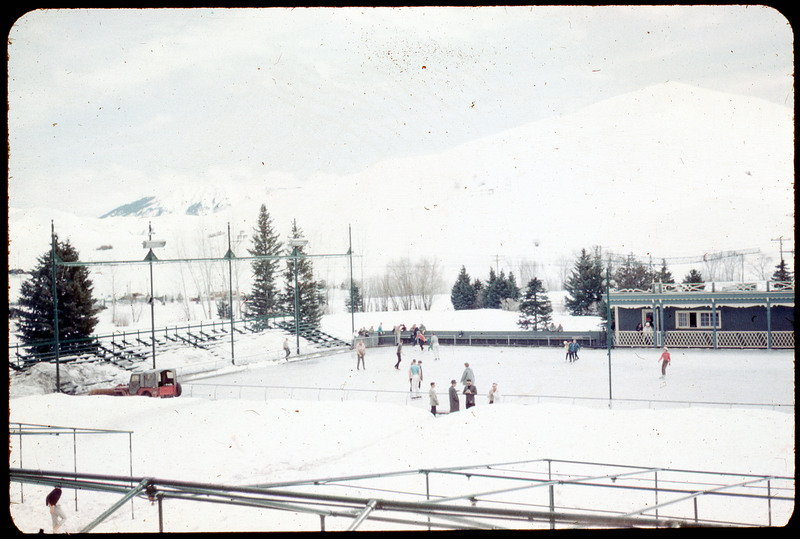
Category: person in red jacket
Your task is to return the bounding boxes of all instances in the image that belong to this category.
[658,346,671,377]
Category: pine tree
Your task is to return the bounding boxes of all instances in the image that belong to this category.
[346,282,365,313]
[247,204,283,327]
[613,254,653,290]
[771,259,793,282]
[517,278,553,330]
[653,259,675,284]
[564,247,604,315]
[451,266,478,310]
[481,268,503,309]
[17,236,99,357]
[682,269,705,290]
[683,269,704,283]
[472,278,484,308]
[506,271,521,301]
[281,220,323,329]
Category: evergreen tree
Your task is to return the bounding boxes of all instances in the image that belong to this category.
[17,236,99,357]
[505,271,521,301]
[472,278,484,308]
[281,220,323,329]
[653,259,675,284]
[247,204,283,327]
[517,278,553,330]
[451,266,478,310]
[216,299,231,319]
[682,268,705,290]
[613,254,653,290]
[564,247,604,315]
[683,269,704,283]
[771,259,793,282]
[481,267,503,309]
[346,282,365,313]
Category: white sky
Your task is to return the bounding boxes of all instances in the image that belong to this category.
[7,6,793,216]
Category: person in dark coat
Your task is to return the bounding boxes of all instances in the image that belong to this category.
[448,380,460,412]
[463,379,477,409]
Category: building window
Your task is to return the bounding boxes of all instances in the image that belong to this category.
[676,310,721,329]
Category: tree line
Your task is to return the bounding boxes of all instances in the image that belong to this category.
[449,246,795,330]
[14,222,796,356]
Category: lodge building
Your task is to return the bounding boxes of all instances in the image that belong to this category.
[607,280,794,349]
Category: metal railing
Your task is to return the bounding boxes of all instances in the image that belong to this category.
[180,382,794,413]
[9,459,794,531]
[614,330,794,349]
[8,312,348,371]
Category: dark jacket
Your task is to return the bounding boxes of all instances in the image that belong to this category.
[463,384,477,407]
[449,386,460,412]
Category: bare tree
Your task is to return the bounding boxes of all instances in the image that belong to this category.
[415,257,445,310]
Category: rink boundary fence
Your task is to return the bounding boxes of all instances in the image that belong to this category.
[179,382,794,413]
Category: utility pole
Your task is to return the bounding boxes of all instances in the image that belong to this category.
[771,236,789,264]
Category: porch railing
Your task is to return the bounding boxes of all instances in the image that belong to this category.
[614,330,794,349]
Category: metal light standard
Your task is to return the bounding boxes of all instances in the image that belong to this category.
[288,237,308,355]
[606,267,613,401]
[143,222,166,369]
[51,221,61,392]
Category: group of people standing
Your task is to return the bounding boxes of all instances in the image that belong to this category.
[563,338,581,362]
[428,362,498,416]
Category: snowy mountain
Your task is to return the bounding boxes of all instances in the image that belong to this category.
[100,187,233,218]
[7,82,793,291]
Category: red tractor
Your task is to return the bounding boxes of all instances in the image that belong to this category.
[90,368,182,398]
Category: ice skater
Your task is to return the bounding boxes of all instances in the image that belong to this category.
[395,342,403,369]
[417,360,424,390]
[488,382,499,404]
[409,359,421,397]
[283,338,291,360]
[460,362,475,387]
[449,380,460,413]
[429,382,439,416]
[463,379,477,409]
[571,338,581,361]
[658,346,671,378]
[564,340,570,361]
[356,339,366,370]
[431,333,440,360]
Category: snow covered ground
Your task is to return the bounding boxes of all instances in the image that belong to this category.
[8,299,795,532]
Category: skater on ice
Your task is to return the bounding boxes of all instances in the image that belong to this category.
[572,339,581,361]
[449,380,460,413]
[488,382,499,404]
[430,332,440,360]
[658,346,671,377]
[394,341,403,369]
[409,360,421,397]
[283,338,291,360]
[417,360,424,390]
[355,339,366,370]
[463,379,477,409]
[429,382,439,416]
[460,362,475,387]
[564,340,570,361]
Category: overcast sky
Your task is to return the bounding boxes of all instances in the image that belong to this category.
[7,6,793,217]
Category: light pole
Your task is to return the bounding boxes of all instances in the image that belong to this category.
[51,221,61,392]
[225,224,236,365]
[288,237,308,355]
[143,222,166,369]
[606,267,613,401]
